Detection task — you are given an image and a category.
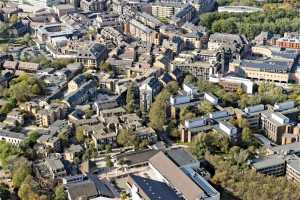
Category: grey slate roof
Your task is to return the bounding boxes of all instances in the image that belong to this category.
[128,175,180,200]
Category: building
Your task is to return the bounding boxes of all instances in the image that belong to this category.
[149,151,220,200]
[218,6,263,13]
[76,43,108,68]
[64,80,97,107]
[218,121,239,143]
[261,111,291,144]
[235,104,265,131]
[124,19,161,45]
[45,158,67,179]
[67,180,99,200]
[4,108,24,125]
[80,0,107,12]
[53,4,75,17]
[286,156,300,183]
[151,2,183,18]
[171,60,215,80]
[0,130,25,145]
[170,4,195,27]
[139,77,162,111]
[15,0,60,12]
[276,32,300,50]
[37,135,61,153]
[66,178,114,200]
[68,74,87,93]
[36,23,78,43]
[230,46,300,83]
[136,12,163,30]
[208,33,250,57]
[2,61,40,73]
[36,104,68,127]
[64,144,83,162]
[127,174,180,200]
[252,156,286,176]
[209,76,254,94]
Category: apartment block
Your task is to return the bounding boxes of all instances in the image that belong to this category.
[124,19,161,45]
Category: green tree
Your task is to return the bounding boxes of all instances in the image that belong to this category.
[179,106,196,123]
[22,131,40,149]
[241,127,251,146]
[0,141,20,167]
[101,62,113,73]
[105,156,113,168]
[120,191,128,200]
[0,185,10,199]
[184,75,197,84]
[54,185,67,200]
[126,84,136,113]
[165,81,179,94]
[18,175,40,200]
[192,132,230,159]
[166,121,180,138]
[149,90,170,130]
[12,158,31,188]
[117,129,135,147]
[198,101,214,114]
[0,98,17,114]
[75,127,85,143]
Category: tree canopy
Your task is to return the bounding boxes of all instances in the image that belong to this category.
[200,8,300,39]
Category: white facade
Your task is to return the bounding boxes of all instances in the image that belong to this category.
[185,117,207,129]
[204,93,218,105]
[274,101,295,111]
[219,121,237,137]
[12,0,61,12]
[170,95,191,106]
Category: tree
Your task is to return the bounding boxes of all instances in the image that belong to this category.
[126,84,136,113]
[0,141,20,167]
[105,156,113,168]
[179,106,196,123]
[192,132,230,159]
[18,175,40,200]
[165,81,179,94]
[6,73,44,102]
[54,185,67,200]
[166,121,180,138]
[12,158,31,188]
[75,127,85,143]
[58,132,69,147]
[0,43,8,52]
[241,127,251,146]
[101,62,113,73]
[23,131,40,148]
[86,26,97,40]
[198,101,214,114]
[258,82,286,104]
[117,129,135,147]
[184,75,196,84]
[149,90,170,131]
[0,98,17,114]
[105,144,112,153]
[120,191,128,200]
[84,108,93,119]
[239,94,262,109]
[0,185,10,199]
[9,15,18,25]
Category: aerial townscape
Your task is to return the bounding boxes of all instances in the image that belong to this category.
[2,0,300,200]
